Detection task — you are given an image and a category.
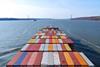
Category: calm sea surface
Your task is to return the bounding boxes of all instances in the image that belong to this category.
[0,19,100,67]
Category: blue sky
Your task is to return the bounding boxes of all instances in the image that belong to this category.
[0,0,100,19]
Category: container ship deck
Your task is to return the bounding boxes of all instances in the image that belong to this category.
[7,26,94,67]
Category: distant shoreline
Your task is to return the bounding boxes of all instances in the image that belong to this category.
[0,18,52,21]
[71,16,100,21]
[0,16,100,21]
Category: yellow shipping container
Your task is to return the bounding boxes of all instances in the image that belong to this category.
[27,39,36,44]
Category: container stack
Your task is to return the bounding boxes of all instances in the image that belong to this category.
[7,26,94,67]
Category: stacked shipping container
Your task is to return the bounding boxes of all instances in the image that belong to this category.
[7,26,94,67]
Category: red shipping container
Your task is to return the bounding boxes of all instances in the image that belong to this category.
[38,39,46,44]
[59,52,68,66]
[26,44,41,52]
[33,52,43,66]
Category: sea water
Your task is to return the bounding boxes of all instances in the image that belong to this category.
[0,19,100,67]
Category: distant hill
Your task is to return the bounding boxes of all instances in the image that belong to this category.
[71,16,100,21]
[0,18,37,21]
[0,18,52,21]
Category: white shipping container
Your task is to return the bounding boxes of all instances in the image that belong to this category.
[44,44,49,51]
[46,39,49,43]
[21,44,29,51]
[58,39,63,43]
[41,52,48,65]
[48,52,54,65]
[53,52,60,65]
[53,44,57,51]
[39,44,45,51]
[36,36,39,39]
[35,39,40,43]
[57,44,62,51]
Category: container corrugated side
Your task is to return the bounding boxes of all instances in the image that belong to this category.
[7,52,94,67]
[21,44,72,52]
[7,52,43,67]
[21,44,41,52]
[58,52,91,66]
